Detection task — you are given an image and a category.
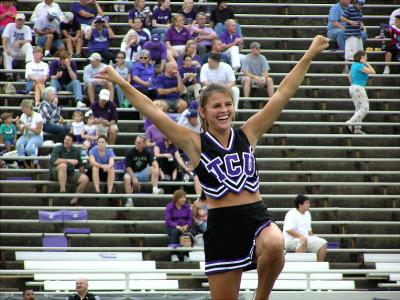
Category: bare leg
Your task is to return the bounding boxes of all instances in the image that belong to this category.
[254,223,285,300]
[87,83,95,104]
[64,38,73,54]
[108,126,117,145]
[123,173,133,194]
[92,166,101,192]
[107,82,114,102]
[71,173,89,203]
[45,34,54,53]
[75,38,83,55]
[107,167,115,194]
[265,77,274,98]
[193,175,202,195]
[150,166,160,189]
[317,244,327,262]
[56,163,68,192]
[208,269,242,300]
[242,76,251,98]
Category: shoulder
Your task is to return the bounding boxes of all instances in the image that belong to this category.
[166,202,174,209]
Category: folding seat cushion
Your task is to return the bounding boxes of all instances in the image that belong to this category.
[63,210,88,221]
[39,210,63,222]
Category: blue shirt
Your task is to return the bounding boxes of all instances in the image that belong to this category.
[220,30,241,45]
[89,146,115,165]
[88,28,109,52]
[350,62,368,87]
[152,7,171,25]
[71,2,96,26]
[131,62,155,88]
[342,6,363,38]
[155,73,180,101]
[327,2,348,31]
[136,29,150,46]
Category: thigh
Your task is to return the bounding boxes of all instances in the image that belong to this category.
[135,166,150,182]
[208,270,242,300]
[255,222,284,259]
[67,171,82,185]
[306,236,327,252]
[36,35,47,48]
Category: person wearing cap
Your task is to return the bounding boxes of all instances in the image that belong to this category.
[179,54,201,100]
[150,0,172,42]
[327,0,367,54]
[340,0,366,72]
[85,15,115,63]
[389,8,400,26]
[200,53,240,110]
[178,109,200,133]
[201,38,230,65]
[89,89,118,145]
[383,14,400,74]
[142,34,167,73]
[127,16,150,46]
[154,61,187,113]
[60,12,83,58]
[189,12,217,58]
[30,0,63,24]
[241,42,274,99]
[0,0,17,35]
[49,49,84,108]
[83,52,113,104]
[165,14,192,59]
[33,6,65,57]
[25,47,48,106]
[2,13,33,79]
[210,0,241,38]
[71,0,104,34]
[131,49,156,98]
[220,19,243,71]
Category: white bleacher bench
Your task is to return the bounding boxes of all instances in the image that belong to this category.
[24,260,156,271]
[200,261,329,272]
[364,254,400,263]
[190,252,317,262]
[16,251,143,261]
[375,263,400,272]
[241,272,342,280]
[389,274,400,281]
[34,273,167,280]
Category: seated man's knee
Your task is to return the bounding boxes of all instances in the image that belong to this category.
[243,76,251,84]
[79,173,89,184]
[56,162,68,171]
[123,173,131,182]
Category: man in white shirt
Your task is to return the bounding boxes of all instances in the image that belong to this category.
[200,53,240,110]
[283,194,327,262]
[30,0,63,23]
[1,13,33,78]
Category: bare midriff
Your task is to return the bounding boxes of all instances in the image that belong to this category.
[207,190,262,209]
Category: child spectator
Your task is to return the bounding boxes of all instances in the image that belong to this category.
[114,51,132,107]
[0,0,17,35]
[0,112,17,152]
[192,192,207,235]
[340,0,365,73]
[25,47,48,106]
[60,12,83,58]
[85,16,115,64]
[81,111,98,156]
[70,110,85,143]
[151,0,171,41]
[383,14,400,74]
[179,54,201,100]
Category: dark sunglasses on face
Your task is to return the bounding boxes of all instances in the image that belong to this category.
[140,56,149,59]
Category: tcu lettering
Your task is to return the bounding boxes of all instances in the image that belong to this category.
[206,150,255,183]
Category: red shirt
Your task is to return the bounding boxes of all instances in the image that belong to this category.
[0,4,16,27]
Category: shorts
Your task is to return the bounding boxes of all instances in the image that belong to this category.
[87,167,109,182]
[285,235,327,253]
[387,44,400,59]
[163,98,182,112]
[204,201,273,275]
[36,35,64,50]
[50,168,82,184]
[134,165,150,182]
[3,138,15,146]
[96,124,119,136]
[240,76,267,87]
[345,36,363,61]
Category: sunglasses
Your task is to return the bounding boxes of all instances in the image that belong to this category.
[140,56,149,59]
[116,56,124,59]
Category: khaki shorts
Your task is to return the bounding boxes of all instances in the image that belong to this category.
[50,168,82,185]
[345,36,363,61]
[285,235,327,253]
[96,124,119,137]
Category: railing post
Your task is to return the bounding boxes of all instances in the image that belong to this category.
[125,272,130,293]
[306,272,311,291]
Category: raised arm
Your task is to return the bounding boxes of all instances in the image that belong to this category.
[242,35,329,148]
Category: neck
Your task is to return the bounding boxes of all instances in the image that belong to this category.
[297,208,306,214]
[208,127,231,147]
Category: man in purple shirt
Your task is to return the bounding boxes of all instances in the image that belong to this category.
[143,34,167,73]
[71,0,104,33]
[220,19,243,71]
[190,12,217,57]
[89,89,118,145]
[85,16,115,63]
[155,62,187,113]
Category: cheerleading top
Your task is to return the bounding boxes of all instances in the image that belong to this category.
[195,128,260,199]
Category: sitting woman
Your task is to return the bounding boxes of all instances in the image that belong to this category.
[120,30,142,65]
[165,14,192,60]
[25,47,48,106]
[88,135,115,194]
[38,87,70,142]
[151,0,172,42]
[179,54,201,100]
[165,189,193,262]
[178,0,197,27]
[16,99,44,169]
[177,40,201,68]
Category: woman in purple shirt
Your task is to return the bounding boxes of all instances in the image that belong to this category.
[165,189,193,262]
[165,14,192,59]
[178,0,197,27]
[151,0,171,42]
[128,0,151,29]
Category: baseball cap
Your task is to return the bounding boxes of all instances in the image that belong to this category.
[63,12,74,23]
[151,34,160,42]
[395,14,400,19]
[355,0,365,4]
[187,110,198,118]
[88,52,102,61]
[15,13,25,20]
[188,100,199,110]
[94,16,105,23]
[85,109,94,118]
[99,89,110,101]
[48,7,59,17]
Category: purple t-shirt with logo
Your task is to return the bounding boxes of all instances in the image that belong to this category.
[154,73,180,101]
[152,7,171,25]
[165,26,191,46]
[143,41,167,63]
[71,2,96,25]
[178,8,197,25]
[220,30,241,45]
[88,28,109,52]
[131,62,155,88]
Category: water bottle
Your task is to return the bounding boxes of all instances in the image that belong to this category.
[123,99,130,108]
[183,173,190,182]
[379,25,387,51]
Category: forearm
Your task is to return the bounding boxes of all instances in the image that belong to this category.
[286,229,304,239]
[157,87,177,95]
[67,68,77,80]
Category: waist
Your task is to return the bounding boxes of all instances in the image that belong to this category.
[207,190,262,209]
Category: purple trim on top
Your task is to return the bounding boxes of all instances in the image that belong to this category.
[205,128,235,151]
[205,255,251,266]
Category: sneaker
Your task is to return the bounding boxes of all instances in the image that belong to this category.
[183,255,191,262]
[353,128,366,134]
[152,187,164,194]
[125,198,134,207]
[342,66,349,74]
[171,254,179,263]
[76,101,86,108]
[383,66,390,74]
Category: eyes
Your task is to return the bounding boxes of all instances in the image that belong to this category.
[211,101,233,109]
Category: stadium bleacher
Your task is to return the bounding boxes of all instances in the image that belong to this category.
[0,0,399,299]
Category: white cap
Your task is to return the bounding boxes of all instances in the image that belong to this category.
[88,52,102,61]
[15,13,25,20]
[99,89,110,101]
[48,7,59,17]
[63,12,74,23]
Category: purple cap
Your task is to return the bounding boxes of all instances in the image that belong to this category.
[151,34,160,42]
[187,110,198,118]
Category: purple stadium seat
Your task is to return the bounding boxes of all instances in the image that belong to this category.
[64,228,91,234]
[42,236,68,251]
[38,210,63,222]
[62,210,88,221]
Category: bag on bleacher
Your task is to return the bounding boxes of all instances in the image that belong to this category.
[4,83,16,94]
[179,232,193,247]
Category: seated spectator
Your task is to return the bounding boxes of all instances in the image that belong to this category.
[383,15,400,74]
[283,194,328,262]
[177,39,201,68]
[390,7,400,26]
[25,47,48,106]
[151,0,171,41]
[143,99,168,131]
[38,86,70,142]
[165,189,193,262]
[67,277,100,300]
[210,0,241,37]
[128,16,150,46]
[2,13,33,80]
[70,110,84,144]
[131,49,156,98]
[242,42,274,99]
[200,53,240,110]
[114,51,132,107]
[81,111,98,155]
[178,0,197,26]
[33,7,65,57]
[178,109,200,133]
[0,112,17,152]
[22,289,35,300]
[142,34,167,73]
[154,136,190,181]
[49,49,84,108]
[192,192,207,234]
[202,38,230,65]
[83,52,113,104]
[0,0,17,35]
[30,0,63,23]
[128,0,151,30]
[85,16,115,64]
[179,54,201,99]
[89,89,118,145]
[16,99,44,169]
[50,133,89,205]
[71,0,104,34]
[155,62,187,113]
[60,12,83,58]
[165,14,192,59]
[190,12,217,58]
[120,30,141,65]
[124,135,163,206]
[220,19,243,71]
[88,135,115,194]
[113,0,127,12]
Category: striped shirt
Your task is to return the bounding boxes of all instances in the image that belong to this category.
[342,6,363,38]
[327,2,348,31]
